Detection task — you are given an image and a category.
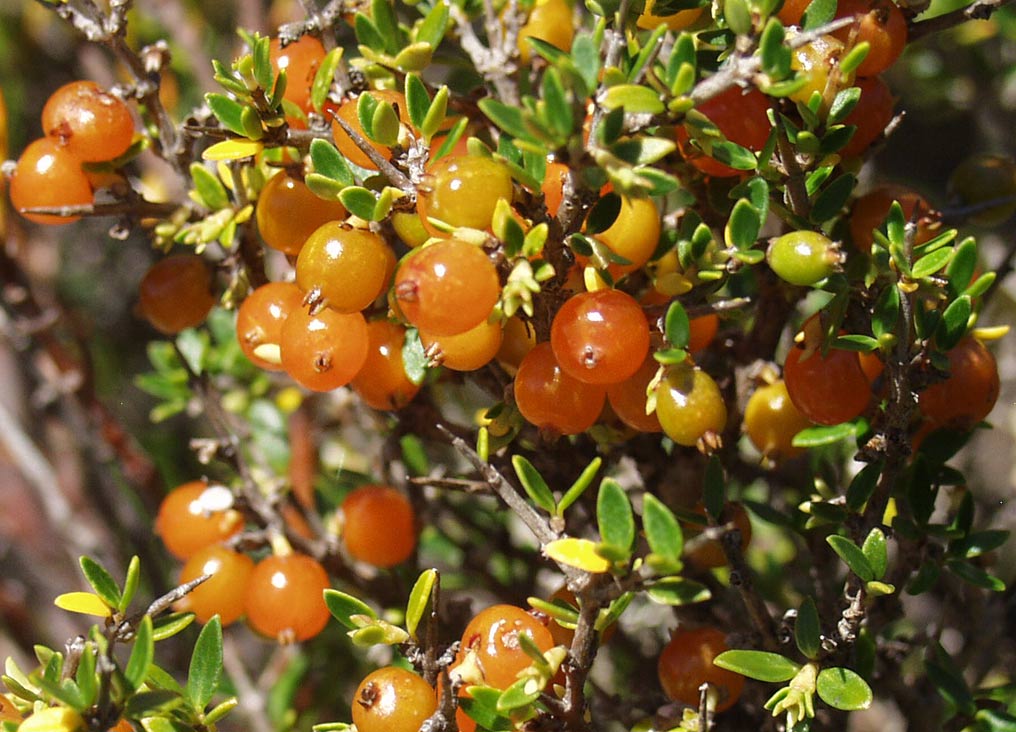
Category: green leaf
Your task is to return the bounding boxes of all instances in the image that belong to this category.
[370,0,401,54]
[703,456,726,521]
[120,556,140,613]
[936,294,972,351]
[459,689,514,731]
[827,535,875,582]
[571,33,600,96]
[816,667,873,711]
[354,14,387,53]
[205,93,247,137]
[405,569,437,641]
[926,659,976,715]
[597,479,635,553]
[189,163,229,210]
[714,650,801,682]
[415,1,448,46]
[871,285,900,341]
[309,139,355,187]
[585,193,622,234]
[368,98,400,146]
[338,187,379,220]
[496,677,542,712]
[946,560,1006,591]
[759,19,791,78]
[479,99,531,140]
[827,86,861,125]
[810,174,856,224]
[303,173,345,202]
[725,199,762,249]
[125,615,154,691]
[251,36,273,91]
[861,528,888,580]
[832,334,879,352]
[152,612,196,641]
[642,493,684,567]
[204,697,239,726]
[664,301,690,349]
[794,597,821,659]
[974,710,1016,732]
[124,690,183,719]
[79,556,121,609]
[645,577,710,605]
[311,48,343,113]
[951,529,1010,558]
[792,422,859,447]
[602,85,664,114]
[840,41,870,75]
[801,0,836,29]
[402,328,427,386]
[75,643,97,707]
[609,137,676,166]
[324,589,378,629]
[911,247,954,279]
[541,68,572,138]
[724,0,752,34]
[512,455,556,514]
[187,616,222,710]
[709,140,757,170]
[846,460,883,513]
[557,457,602,515]
[404,75,430,132]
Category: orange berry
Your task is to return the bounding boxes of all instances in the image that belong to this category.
[236,281,304,371]
[551,289,650,385]
[155,481,243,561]
[138,255,216,334]
[256,173,347,256]
[458,604,555,690]
[350,320,422,410]
[677,87,771,177]
[840,76,896,159]
[421,318,504,372]
[417,155,514,235]
[280,306,369,392]
[519,0,574,62]
[352,667,437,732]
[593,195,662,276]
[514,342,606,435]
[296,223,393,313]
[658,627,744,713]
[331,90,412,169]
[270,36,326,116]
[341,485,416,567]
[606,355,663,433]
[743,379,812,461]
[848,184,936,253]
[832,0,908,77]
[683,502,753,569]
[919,337,999,431]
[177,545,255,625]
[10,137,93,225]
[42,81,134,163]
[245,553,331,642]
[654,363,728,447]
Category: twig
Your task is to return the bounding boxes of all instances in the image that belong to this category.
[908,0,1016,40]
[721,529,780,652]
[329,114,415,192]
[450,4,520,106]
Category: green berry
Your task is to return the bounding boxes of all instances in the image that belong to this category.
[766,231,841,286]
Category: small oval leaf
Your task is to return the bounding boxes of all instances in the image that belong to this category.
[816,667,873,711]
[54,592,112,617]
[714,650,801,682]
[544,537,612,573]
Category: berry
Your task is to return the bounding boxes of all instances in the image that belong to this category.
[519,0,575,62]
[280,305,369,392]
[41,81,134,162]
[592,195,662,276]
[606,355,663,433]
[776,0,810,24]
[848,184,937,253]
[296,223,393,313]
[330,90,411,170]
[269,35,326,117]
[514,342,606,435]
[341,485,416,567]
[541,162,571,218]
[832,0,908,77]
[244,553,331,642]
[766,230,841,286]
[743,379,811,461]
[421,318,503,372]
[350,320,421,410]
[658,627,744,713]
[155,481,243,561]
[496,316,537,372]
[919,337,999,431]
[9,137,93,225]
[458,604,555,690]
[789,34,851,110]
[0,694,21,723]
[840,76,896,159]
[255,173,347,255]
[683,502,753,569]
[637,0,704,29]
[236,281,304,371]
[176,545,255,625]
[688,314,719,354]
[138,255,216,334]
[394,239,500,336]
[654,363,727,448]
[417,155,514,235]
[550,289,650,385]
[948,154,1016,227]
[783,316,871,425]
[352,667,437,732]
[677,87,771,177]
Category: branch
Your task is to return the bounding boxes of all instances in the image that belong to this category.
[450,4,521,106]
[908,0,1016,41]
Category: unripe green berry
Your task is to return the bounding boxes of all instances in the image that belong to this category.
[766,231,841,286]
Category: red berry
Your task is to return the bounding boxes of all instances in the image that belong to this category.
[514,342,606,435]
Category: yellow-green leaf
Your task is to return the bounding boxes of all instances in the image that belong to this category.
[544,538,611,573]
[54,592,112,617]
[18,707,85,732]
[201,139,264,161]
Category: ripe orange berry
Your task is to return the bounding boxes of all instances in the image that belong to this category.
[155,481,243,561]
[256,173,347,255]
[296,223,393,313]
[514,342,607,434]
[352,667,437,732]
[743,379,812,461]
[677,87,771,177]
[394,239,500,336]
[236,281,304,371]
[551,289,650,385]
[832,0,908,77]
[417,155,514,235]
[496,316,538,372]
[42,81,134,163]
[280,306,369,392]
[658,627,744,713]
[688,314,720,354]
[269,35,326,117]
[606,355,663,433]
[541,162,571,218]
[341,485,416,567]
[519,0,575,62]
[176,545,255,625]
[459,604,555,690]
[840,76,896,159]
[244,553,331,642]
[10,137,93,225]
[777,0,810,24]
[783,316,871,425]
[654,363,728,447]
[593,195,662,276]
[421,318,504,372]
[138,255,216,334]
[331,90,412,169]
[848,184,936,253]
[350,320,421,410]
[683,503,753,569]
[918,337,999,431]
